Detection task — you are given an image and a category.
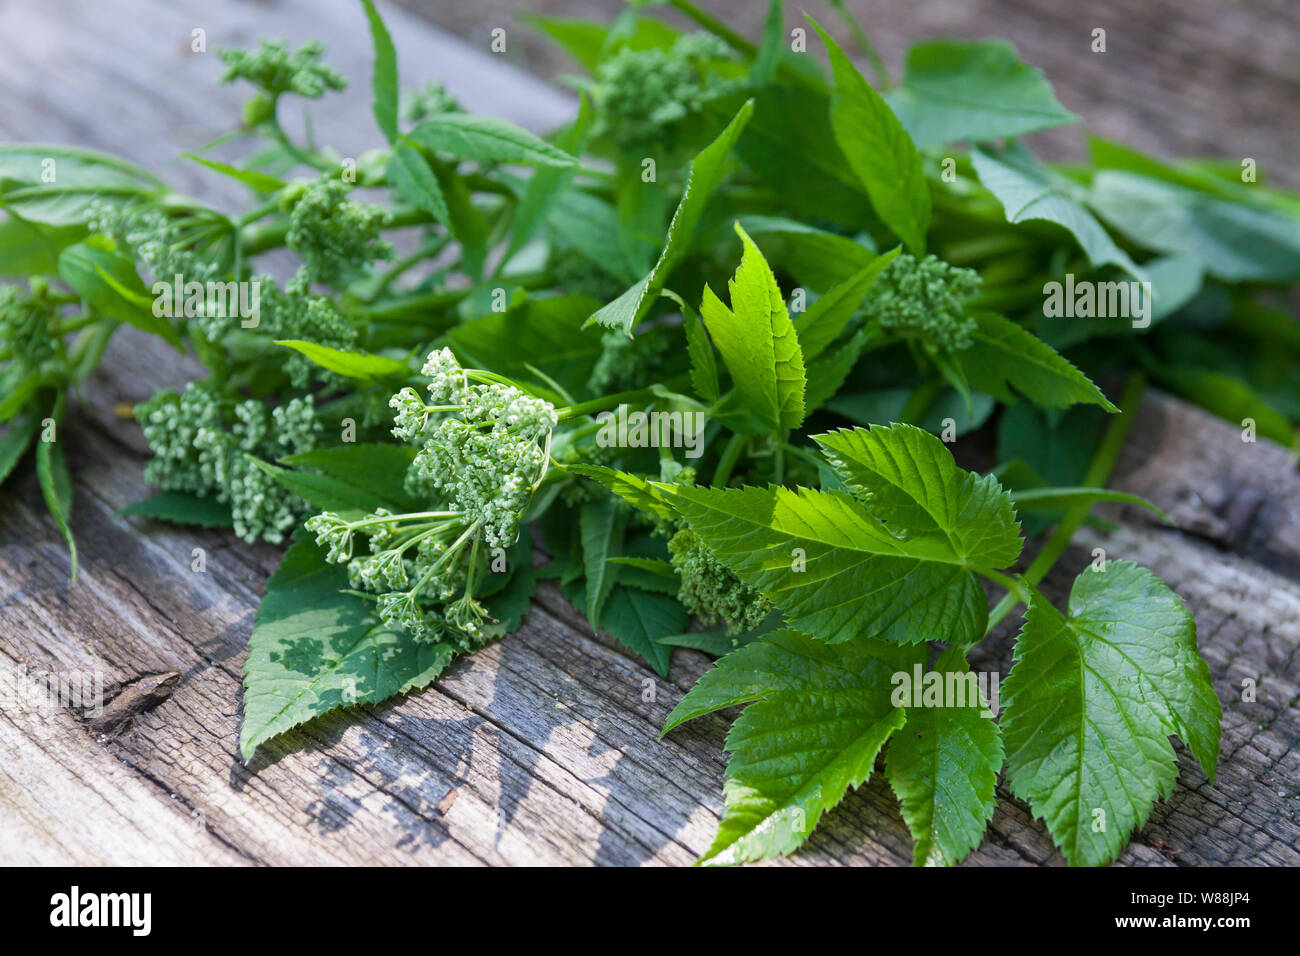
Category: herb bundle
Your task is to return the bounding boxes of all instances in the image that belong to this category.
[3,0,1298,867]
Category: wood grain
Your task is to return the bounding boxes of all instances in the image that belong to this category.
[0,0,1296,866]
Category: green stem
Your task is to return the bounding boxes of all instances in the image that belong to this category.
[899,376,942,424]
[983,371,1147,634]
[667,0,757,55]
[711,432,746,487]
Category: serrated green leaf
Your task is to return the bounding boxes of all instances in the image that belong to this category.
[970,141,1141,278]
[802,327,874,414]
[958,311,1118,411]
[120,490,234,528]
[580,495,623,629]
[750,0,783,86]
[883,40,1078,149]
[408,114,576,168]
[1001,562,1220,866]
[387,143,450,228]
[700,223,805,431]
[727,86,874,228]
[0,215,83,277]
[58,241,182,349]
[0,407,42,484]
[597,585,683,677]
[522,13,680,72]
[278,443,421,513]
[36,433,76,581]
[250,456,404,514]
[182,153,285,193]
[565,464,679,522]
[885,652,1003,866]
[504,94,592,265]
[359,0,399,143]
[1089,170,1300,283]
[734,215,878,292]
[793,247,898,361]
[811,18,930,254]
[666,629,922,864]
[274,340,408,380]
[655,483,992,646]
[586,100,754,335]
[673,292,719,403]
[240,535,455,761]
[813,423,1023,568]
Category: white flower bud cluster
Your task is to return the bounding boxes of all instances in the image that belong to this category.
[398,349,557,550]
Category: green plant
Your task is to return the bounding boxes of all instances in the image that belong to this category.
[3,0,1296,866]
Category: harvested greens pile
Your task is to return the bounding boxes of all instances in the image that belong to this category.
[3,0,1299,866]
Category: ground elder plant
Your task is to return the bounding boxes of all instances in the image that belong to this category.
[2,0,1297,866]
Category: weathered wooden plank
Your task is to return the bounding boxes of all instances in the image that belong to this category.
[1,0,1297,867]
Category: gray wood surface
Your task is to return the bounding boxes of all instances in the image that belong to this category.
[1,0,1297,866]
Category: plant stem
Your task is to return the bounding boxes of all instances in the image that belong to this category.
[899,376,942,424]
[711,432,746,487]
[983,371,1147,634]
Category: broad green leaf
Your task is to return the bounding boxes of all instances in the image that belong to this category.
[58,241,183,349]
[0,145,161,225]
[596,585,683,677]
[802,327,874,413]
[885,652,1003,866]
[587,100,754,335]
[580,496,623,629]
[250,457,405,514]
[665,629,921,864]
[120,490,234,528]
[182,153,285,193]
[1002,562,1220,866]
[676,292,719,403]
[0,215,83,277]
[970,141,1141,278]
[448,294,606,397]
[958,311,1118,411]
[0,407,42,484]
[1153,364,1296,447]
[274,340,408,380]
[727,86,874,228]
[36,432,76,581]
[1089,170,1300,283]
[546,188,641,283]
[522,13,680,72]
[699,223,805,431]
[565,464,677,522]
[794,247,898,360]
[279,444,421,513]
[1010,486,1171,524]
[359,0,399,142]
[883,40,1078,148]
[0,366,40,423]
[408,114,577,168]
[240,535,455,761]
[387,143,450,228]
[811,18,930,254]
[813,423,1022,568]
[655,483,992,646]
[734,215,878,293]
[504,95,592,265]
[829,386,995,437]
[750,0,783,86]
